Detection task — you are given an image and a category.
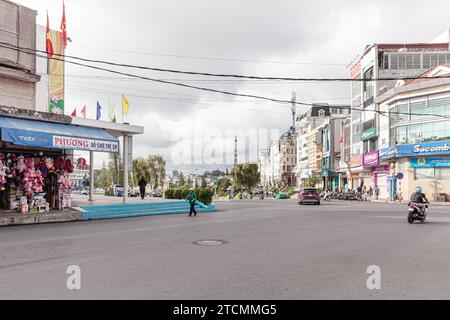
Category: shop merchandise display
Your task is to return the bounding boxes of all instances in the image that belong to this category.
[0,153,74,214]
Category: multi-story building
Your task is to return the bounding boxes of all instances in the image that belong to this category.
[348,31,450,190]
[376,64,450,201]
[269,139,280,186]
[0,1,40,110]
[295,104,350,188]
[320,116,348,190]
[258,149,272,187]
[259,128,296,188]
[279,129,297,187]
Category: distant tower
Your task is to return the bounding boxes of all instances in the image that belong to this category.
[234,135,238,168]
[291,92,296,130]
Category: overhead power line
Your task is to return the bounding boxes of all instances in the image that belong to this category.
[2,42,450,120]
[70,43,347,66]
[3,41,450,82]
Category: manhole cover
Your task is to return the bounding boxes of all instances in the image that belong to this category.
[194,240,227,246]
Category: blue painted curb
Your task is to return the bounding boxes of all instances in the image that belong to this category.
[80,201,216,221]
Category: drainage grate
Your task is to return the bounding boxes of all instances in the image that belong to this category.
[194,240,227,246]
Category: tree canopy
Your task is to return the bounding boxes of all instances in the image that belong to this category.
[232,164,260,191]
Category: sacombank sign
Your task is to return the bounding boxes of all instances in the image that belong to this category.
[413,143,450,154]
[380,141,450,160]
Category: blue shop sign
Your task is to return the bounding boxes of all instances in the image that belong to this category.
[379,141,450,160]
[410,157,450,168]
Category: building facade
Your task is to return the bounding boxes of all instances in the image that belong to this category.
[294,104,350,189]
[0,0,40,110]
[375,65,450,201]
[348,35,450,190]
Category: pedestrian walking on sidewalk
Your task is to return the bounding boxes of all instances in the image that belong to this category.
[138,177,147,200]
[187,189,198,217]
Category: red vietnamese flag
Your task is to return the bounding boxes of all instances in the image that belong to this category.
[70,108,77,118]
[46,12,54,58]
[81,105,87,118]
[60,1,67,49]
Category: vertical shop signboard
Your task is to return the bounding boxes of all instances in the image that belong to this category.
[49,30,65,115]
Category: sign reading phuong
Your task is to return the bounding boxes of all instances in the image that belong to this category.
[2,128,119,153]
[53,136,119,153]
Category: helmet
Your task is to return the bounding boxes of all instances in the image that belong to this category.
[416,187,423,193]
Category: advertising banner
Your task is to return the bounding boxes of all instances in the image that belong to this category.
[49,30,65,115]
[350,155,363,167]
[380,141,450,160]
[2,128,119,153]
[53,136,119,153]
[410,157,450,168]
[363,151,379,167]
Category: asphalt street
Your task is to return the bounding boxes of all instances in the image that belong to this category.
[1,200,450,300]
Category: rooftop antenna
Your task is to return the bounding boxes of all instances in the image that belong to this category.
[291,92,297,130]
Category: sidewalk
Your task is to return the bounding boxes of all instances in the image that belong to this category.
[0,195,214,227]
[371,199,450,206]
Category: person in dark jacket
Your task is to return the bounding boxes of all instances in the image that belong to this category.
[187,189,198,217]
[410,187,430,216]
[138,177,147,200]
[410,187,429,204]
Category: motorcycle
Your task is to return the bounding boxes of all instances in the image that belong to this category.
[259,193,265,200]
[321,192,331,201]
[408,202,428,224]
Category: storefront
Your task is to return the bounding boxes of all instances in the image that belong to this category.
[379,140,450,202]
[349,155,363,189]
[0,116,119,214]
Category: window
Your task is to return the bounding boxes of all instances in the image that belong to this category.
[318,109,326,117]
[383,54,389,69]
[363,67,374,101]
[415,168,450,180]
[429,97,450,116]
[396,126,408,144]
[410,100,429,120]
[396,120,450,145]
[391,103,409,124]
[391,55,398,70]
[414,168,435,180]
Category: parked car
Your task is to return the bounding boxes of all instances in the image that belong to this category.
[151,190,163,198]
[114,186,136,197]
[298,188,321,205]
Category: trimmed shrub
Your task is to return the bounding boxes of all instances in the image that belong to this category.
[196,188,213,205]
[164,189,175,199]
[181,188,190,200]
[173,189,183,200]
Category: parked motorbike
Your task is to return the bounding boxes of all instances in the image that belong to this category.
[320,192,331,201]
[408,202,428,224]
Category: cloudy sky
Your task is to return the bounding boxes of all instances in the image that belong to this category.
[14,0,450,172]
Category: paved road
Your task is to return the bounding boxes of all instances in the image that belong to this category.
[1,200,450,300]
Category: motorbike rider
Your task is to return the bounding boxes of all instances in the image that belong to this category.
[410,187,430,216]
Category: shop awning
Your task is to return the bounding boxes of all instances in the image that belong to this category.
[0,117,119,153]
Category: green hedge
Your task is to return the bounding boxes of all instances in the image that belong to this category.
[164,189,175,199]
[164,188,213,205]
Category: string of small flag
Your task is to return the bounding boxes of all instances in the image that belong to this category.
[70,95,130,122]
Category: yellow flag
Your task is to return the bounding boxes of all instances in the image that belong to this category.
[122,94,129,116]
